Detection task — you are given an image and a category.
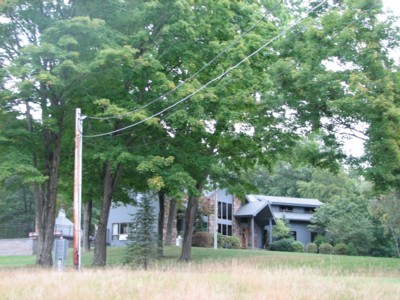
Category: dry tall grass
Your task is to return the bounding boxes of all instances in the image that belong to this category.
[1,258,399,300]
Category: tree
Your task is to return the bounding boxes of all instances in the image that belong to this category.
[0,176,35,238]
[273,218,290,240]
[370,191,400,257]
[0,1,122,265]
[125,194,157,270]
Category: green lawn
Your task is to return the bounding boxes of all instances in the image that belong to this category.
[1,246,399,275]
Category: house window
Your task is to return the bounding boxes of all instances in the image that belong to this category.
[279,206,293,212]
[218,202,232,220]
[291,231,297,241]
[304,207,315,213]
[111,222,132,241]
[216,194,233,236]
[218,224,232,236]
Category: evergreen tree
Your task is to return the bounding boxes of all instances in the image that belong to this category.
[125,195,157,270]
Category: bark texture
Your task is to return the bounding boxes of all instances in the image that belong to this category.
[165,198,177,246]
[179,184,203,261]
[92,162,122,266]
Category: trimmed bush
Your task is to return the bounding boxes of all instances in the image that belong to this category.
[334,243,348,255]
[319,242,334,254]
[269,238,294,252]
[292,241,305,252]
[306,243,318,254]
[210,234,241,249]
[192,232,212,247]
[223,236,241,249]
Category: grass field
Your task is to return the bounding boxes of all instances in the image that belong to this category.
[1,247,399,299]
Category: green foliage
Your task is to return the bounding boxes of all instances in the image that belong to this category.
[292,241,305,253]
[269,238,294,252]
[272,218,290,240]
[313,235,329,247]
[191,232,212,248]
[247,162,312,197]
[125,195,158,269]
[212,234,241,249]
[347,242,358,256]
[334,243,348,255]
[222,236,241,249]
[298,168,359,203]
[0,176,35,238]
[306,243,318,254]
[319,243,334,255]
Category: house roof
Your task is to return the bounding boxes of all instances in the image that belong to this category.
[55,209,73,227]
[246,195,322,207]
[234,201,270,217]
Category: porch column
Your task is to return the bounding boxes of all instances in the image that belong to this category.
[251,217,255,250]
[269,218,273,245]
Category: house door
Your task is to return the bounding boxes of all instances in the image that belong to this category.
[241,228,248,249]
[263,229,269,249]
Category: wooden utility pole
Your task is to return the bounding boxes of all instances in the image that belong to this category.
[73,108,83,270]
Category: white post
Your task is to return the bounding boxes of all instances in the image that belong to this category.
[214,190,218,249]
[251,217,255,250]
[73,108,83,270]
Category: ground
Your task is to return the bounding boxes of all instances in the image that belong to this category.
[1,247,399,299]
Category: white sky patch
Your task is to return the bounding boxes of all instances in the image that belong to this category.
[204,119,216,134]
[234,122,254,136]
[322,57,360,72]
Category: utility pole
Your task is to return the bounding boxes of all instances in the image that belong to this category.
[73,108,83,270]
[214,190,218,249]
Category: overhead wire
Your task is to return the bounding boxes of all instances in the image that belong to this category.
[83,0,378,143]
[83,0,328,138]
[84,0,283,121]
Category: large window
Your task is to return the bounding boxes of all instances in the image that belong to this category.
[218,202,232,220]
[217,196,233,236]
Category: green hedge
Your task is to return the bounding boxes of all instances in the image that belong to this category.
[306,243,318,253]
[319,242,334,254]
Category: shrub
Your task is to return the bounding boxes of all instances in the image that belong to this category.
[319,242,334,254]
[347,242,358,256]
[223,236,241,249]
[269,238,294,252]
[314,234,328,246]
[292,241,305,252]
[334,243,348,255]
[210,233,224,248]
[306,243,318,253]
[192,232,212,247]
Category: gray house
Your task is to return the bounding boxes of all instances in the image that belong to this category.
[234,194,322,248]
[106,197,159,246]
[105,190,322,249]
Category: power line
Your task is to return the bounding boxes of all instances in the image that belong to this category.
[83,0,327,138]
[85,0,283,121]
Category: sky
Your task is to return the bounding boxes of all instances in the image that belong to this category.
[383,0,400,16]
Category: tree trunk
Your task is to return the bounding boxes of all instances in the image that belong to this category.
[165,198,177,246]
[35,130,62,266]
[83,199,92,252]
[157,191,165,257]
[92,161,122,266]
[179,184,203,261]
